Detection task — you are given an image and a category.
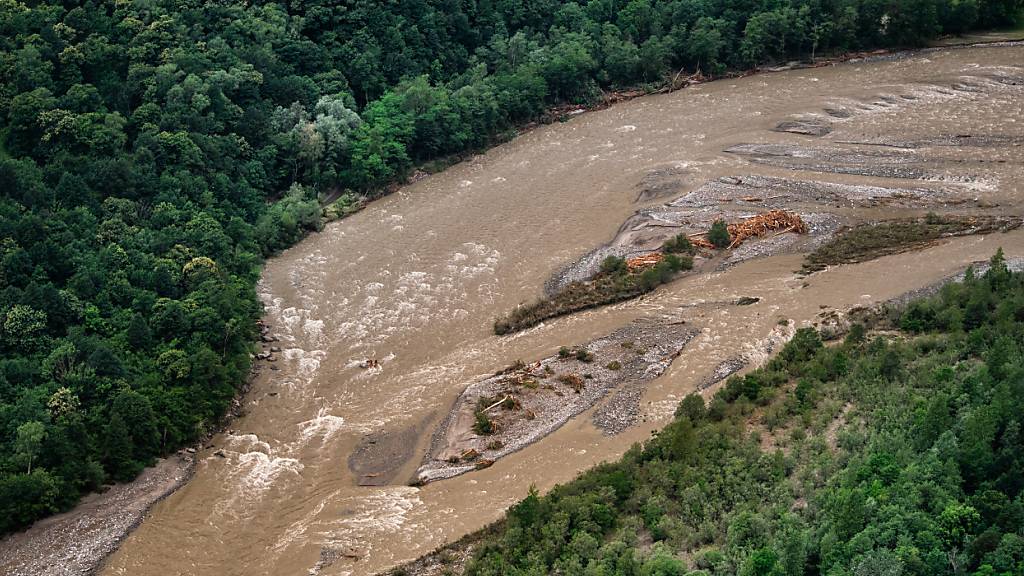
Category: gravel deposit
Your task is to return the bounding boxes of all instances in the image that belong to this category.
[0,455,195,576]
[416,321,697,484]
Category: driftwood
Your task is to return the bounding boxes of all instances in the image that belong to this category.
[482,395,511,414]
[687,211,808,249]
[626,253,665,272]
[726,210,808,249]
[657,68,707,94]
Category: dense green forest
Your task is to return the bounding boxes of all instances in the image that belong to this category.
[1,0,1021,534]
[452,253,1024,576]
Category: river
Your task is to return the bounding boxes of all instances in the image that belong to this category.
[94,43,1024,576]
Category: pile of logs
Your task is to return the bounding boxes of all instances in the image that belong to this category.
[688,210,808,250]
[626,211,808,270]
[726,210,808,249]
[690,236,716,249]
[626,253,665,271]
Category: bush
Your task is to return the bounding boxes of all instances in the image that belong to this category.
[708,219,731,248]
[558,373,585,392]
[676,394,706,421]
[601,255,627,274]
[662,234,695,255]
[473,411,494,435]
[575,348,595,362]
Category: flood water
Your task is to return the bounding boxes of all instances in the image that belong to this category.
[102,44,1024,576]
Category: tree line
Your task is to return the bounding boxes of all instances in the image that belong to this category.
[1,0,1021,533]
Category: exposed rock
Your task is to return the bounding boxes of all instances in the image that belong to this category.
[823,107,853,118]
[773,118,832,136]
[698,356,748,391]
[635,166,695,202]
[349,417,429,486]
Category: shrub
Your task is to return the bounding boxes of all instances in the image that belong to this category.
[638,267,662,291]
[575,348,595,362]
[663,253,693,272]
[708,219,731,248]
[473,411,494,435]
[662,233,695,254]
[558,373,585,392]
[676,394,706,421]
[601,255,627,274]
[845,323,866,344]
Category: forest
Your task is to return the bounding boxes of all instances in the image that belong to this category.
[454,252,1024,576]
[1,0,1022,533]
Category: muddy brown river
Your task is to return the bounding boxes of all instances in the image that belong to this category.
[98,44,1024,576]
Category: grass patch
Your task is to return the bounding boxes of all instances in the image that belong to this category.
[494,254,691,335]
[801,214,1018,273]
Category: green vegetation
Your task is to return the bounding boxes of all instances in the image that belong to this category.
[473,412,495,436]
[460,251,1024,576]
[1,0,1019,535]
[575,348,596,363]
[802,215,1018,273]
[709,219,732,248]
[495,255,691,335]
[662,234,696,255]
[474,398,497,436]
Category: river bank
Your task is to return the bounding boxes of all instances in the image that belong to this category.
[0,328,273,576]
[0,455,194,576]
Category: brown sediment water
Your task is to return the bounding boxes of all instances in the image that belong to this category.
[79,44,1024,576]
